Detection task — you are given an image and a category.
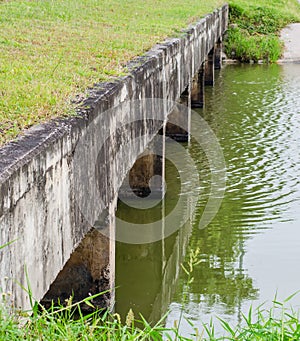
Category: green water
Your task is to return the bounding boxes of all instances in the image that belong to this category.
[115,63,300,336]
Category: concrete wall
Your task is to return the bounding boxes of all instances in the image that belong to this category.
[0,4,228,310]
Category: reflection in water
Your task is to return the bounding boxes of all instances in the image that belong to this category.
[115,158,194,322]
[116,64,300,338]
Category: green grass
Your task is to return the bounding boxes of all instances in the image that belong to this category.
[174,248,300,340]
[1,290,300,340]
[225,0,300,62]
[1,0,300,145]
[203,294,300,341]
[0,293,189,341]
[0,0,224,145]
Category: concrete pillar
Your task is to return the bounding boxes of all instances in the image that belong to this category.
[40,213,115,312]
[118,137,164,199]
[204,48,215,86]
[166,85,191,142]
[191,63,205,108]
[214,40,223,69]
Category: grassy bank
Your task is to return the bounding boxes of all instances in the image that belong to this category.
[0,297,170,340]
[1,1,300,146]
[1,294,300,340]
[0,0,224,145]
[225,0,300,62]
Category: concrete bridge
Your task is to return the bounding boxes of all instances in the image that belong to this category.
[0,4,228,311]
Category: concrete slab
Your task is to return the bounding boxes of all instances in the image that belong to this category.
[279,23,300,63]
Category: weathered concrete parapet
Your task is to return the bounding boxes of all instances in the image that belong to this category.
[0,4,228,310]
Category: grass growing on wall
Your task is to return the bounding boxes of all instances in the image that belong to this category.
[0,0,224,145]
[225,0,300,62]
